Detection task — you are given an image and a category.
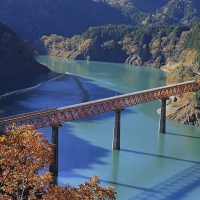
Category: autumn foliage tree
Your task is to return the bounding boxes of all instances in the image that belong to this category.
[42,175,116,200]
[0,124,54,199]
[0,124,116,200]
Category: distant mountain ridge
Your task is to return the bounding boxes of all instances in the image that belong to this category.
[153,0,200,25]
[93,0,200,11]
[94,0,200,25]
[0,0,200,46]
[0,0,132,45]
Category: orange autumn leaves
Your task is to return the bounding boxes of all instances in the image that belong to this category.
[42,175,116,200]
[0,124,116,200]
[0,124,54,199]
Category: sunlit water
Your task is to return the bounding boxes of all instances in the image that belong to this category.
[1,55,200,199]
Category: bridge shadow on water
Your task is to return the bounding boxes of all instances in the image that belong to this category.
[55,162,200,200]
[1,72,140,190]
[0,73,137,119]
[0,71,61,96]
[120,149,200,200]
[57,172,160,193]
[42,124,110,173]
[128,164,200,200]
[60,129,108,172]
[3,74,200,199]
[71,75,137,122]
[166,132,200,140]
[121,149,200,164]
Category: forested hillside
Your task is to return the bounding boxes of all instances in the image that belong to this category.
[93,0,169,12]
[0,0,200,47]
[0,21,49,79]
[0,0,132,45]
[38,20,200,70]
[149,0,200,25]
[94,0,200,25]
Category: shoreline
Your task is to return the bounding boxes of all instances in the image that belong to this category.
[160,62,179,73]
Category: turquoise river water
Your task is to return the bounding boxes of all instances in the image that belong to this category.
[0,55,200,199]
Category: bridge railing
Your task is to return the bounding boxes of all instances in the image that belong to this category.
[0,80,198,128]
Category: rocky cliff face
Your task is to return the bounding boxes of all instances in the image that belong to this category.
[161,65,200,126]
[45,49,85,60]
[166,101,200,126]
[157,97,200,126]
[125,55,162,68]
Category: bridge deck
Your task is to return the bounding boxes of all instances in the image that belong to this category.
[0,80,198,128]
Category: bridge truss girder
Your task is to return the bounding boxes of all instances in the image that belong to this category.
[0,81,198,129]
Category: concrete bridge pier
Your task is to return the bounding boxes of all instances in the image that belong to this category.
[112,109,123,150]
[49,124,61,184]
[158,98,168,133]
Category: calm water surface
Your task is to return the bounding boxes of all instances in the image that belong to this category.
[1,55,200,200]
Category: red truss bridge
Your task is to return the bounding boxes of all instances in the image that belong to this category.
[0,80,198,129]
[0,80,198,175]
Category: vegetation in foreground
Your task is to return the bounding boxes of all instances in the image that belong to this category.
[0,124,116,200]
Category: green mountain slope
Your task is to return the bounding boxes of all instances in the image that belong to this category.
[0,0,199,47]
[94,0,200,25]
[0,0,132,45]
[149,0,200,25]
[38,20,200,69]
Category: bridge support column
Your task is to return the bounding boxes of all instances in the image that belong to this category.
[112,109,123,150]
[158,98,168,133]
[49,124,61,184]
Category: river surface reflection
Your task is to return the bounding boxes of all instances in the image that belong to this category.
[1,55,200,200]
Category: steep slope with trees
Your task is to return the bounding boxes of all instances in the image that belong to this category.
[1,0,200,48]
[0,0,132,45]
[148,0,200,25]
[0,21,50,79]
[42,18,200,69]
[38,22,200,69]
[93,0,200,26]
